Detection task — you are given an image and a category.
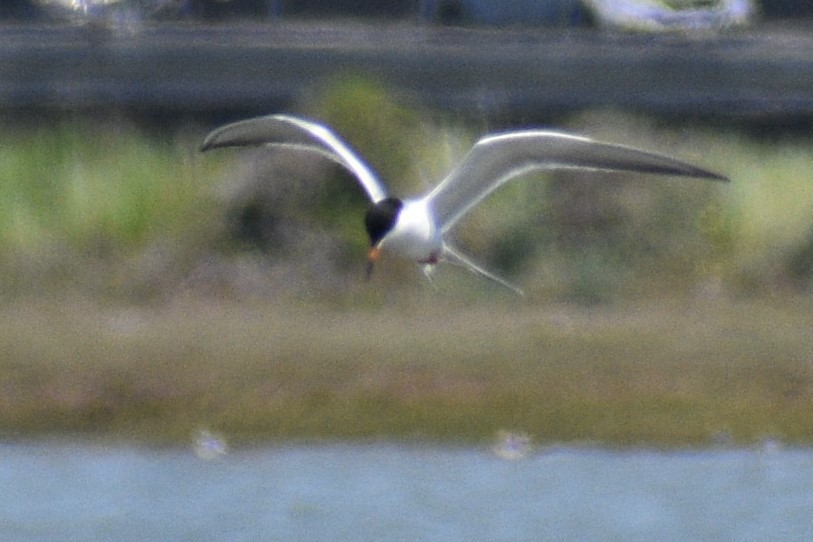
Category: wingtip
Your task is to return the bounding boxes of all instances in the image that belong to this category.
[679,164,729,183]
[198,133,214,153]
[199,131,223,153]
[705,171,730,183]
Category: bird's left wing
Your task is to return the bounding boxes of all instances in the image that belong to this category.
[200,114,387,203]
[424,130,728,232]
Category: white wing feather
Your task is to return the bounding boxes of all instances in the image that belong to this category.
[201,114,387,203]
[425,131,728,232]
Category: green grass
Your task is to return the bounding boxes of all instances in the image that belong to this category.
[0,118,229,298]
[1,297,810,448]
[0,120,220,252]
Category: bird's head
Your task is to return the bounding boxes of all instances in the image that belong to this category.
[363,197,403,278]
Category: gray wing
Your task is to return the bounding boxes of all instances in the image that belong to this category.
[424,130,728,232]
[200,114,387,203]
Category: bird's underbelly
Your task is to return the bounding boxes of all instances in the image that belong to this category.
[382,227,441,263]
[381,200,442,263]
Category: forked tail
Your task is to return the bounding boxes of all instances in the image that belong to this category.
[441,243,525,296]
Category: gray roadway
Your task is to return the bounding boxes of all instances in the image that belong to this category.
[1,21,812,121]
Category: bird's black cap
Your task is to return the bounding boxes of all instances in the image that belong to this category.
[364,197,403,246]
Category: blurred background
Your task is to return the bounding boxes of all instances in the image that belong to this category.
[0,0,812,445]
[1,0,812,303]
[3,3,813,539]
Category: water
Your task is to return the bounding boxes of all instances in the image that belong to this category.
[2,441,812,541]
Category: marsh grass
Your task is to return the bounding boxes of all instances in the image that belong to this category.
[0,119,228,298]
[1,95,812,447]
[2,101,813,299]
[1,297,810,447]
[0,121,218,250]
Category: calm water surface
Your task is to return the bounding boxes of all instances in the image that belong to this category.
[2,441,812,541]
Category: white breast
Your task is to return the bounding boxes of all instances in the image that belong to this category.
[380,199,442,263]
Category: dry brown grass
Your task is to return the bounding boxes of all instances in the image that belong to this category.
[1,295,811,448]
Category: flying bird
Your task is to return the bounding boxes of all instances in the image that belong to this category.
[201,114,727,294]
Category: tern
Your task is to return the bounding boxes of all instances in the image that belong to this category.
[201,114,727,294]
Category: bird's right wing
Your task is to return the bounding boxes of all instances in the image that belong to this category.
[425,130,728,232]
[200,114,388,203]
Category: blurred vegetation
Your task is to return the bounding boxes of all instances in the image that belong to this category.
[0,77,812,446]
[2,79,811,302]
[0,117,226,300]
[1,298,811,447]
